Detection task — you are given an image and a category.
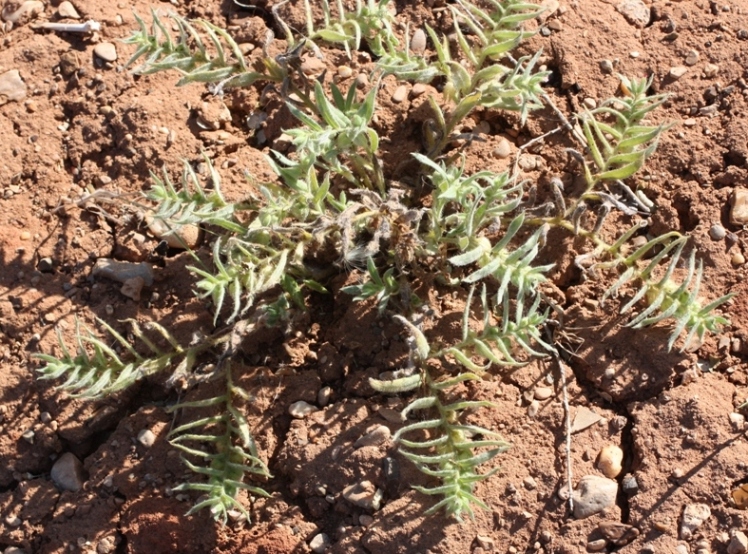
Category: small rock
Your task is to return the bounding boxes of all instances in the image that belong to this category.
[597,445,624,478]
[703,63,719,78]
[572,475,618,519]
[288,400,317,419]
[317,386,333,407]
[709,224,726,240]
[739,29,748,40]
[598,522,639,546]
[537,0,560,22]
[616,0,650,28]
[523,476,537,490]
[729,412,746,431]
[475,120,491,135]
[1,0,44,23]
[685,50,699,66]
[355,424,391,448]
[410,28,427,55]
[51,452,86,492]
[309,533,331,553]
[355,73,369,89]
[94,42,118,63]
[730,188,748,225]
[4,547,28,554]
[92,258,154,286]
[475,535,495,551]
[680,503,711,540]
[599,59,614,74]
[621,474,639,496]
[518,154,537,171]
[57,1,80,19]
[493,138,512,159]
[392,85,408,103]
[571,407,603,433]
[534,387,553,400]
[359,514,374,526]
[145,215,201,250]
[96,536,116,554]
[0,69,27,106]
[410,83,427,98]
[587,539,607,552]
[732,252,745,266]
[669,66,688,79]
[547,19,562,31]
[37,257,54,273]
[22,429,34,443]
[683,118,697,127]
[629,51,640,58]
[342,480,383,510]
[120,277,145,301]
[527,399,540,418]
[337,65,353,79]
[300,56,325,75]
[582,97,597,109]
[137,429,156,448]
[728,531,748,554]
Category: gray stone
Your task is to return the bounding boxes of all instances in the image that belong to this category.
[728,531,748,554]
[679,503,711,540]
[288,400,317,419]
[669,66,688,79]
[137,429,156,448]
[710,224,726,240]
[309,533,331,553]
[0,70,26,106]
[342,480,383,510]
[51,452,86,492]
[92,258,154,286]
[572,475,618,518]
[616,0,650,28]
[57,1,80,19]
[94,42,117,63]
[354,424,391,448]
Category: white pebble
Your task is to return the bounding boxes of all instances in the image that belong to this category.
[309,533,331,553]
[137,429,156,448]
[289,400,317,418]
[680,503,711,540]
[354,424,391,448]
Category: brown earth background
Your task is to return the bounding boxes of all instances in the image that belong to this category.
[1,0,748,552]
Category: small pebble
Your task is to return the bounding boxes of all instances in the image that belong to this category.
[523,476,538,490]
[683,118,697,126]
[359,515,374,527]
[685,50,699,66]
[1,0,44,23]
[599,59,614,74]
[597,445,624,478]
[5,515,22,528]
[622,474,639,495]
[732,252,745,266]
[20,231,31,240]
[680,503,711,540]
[709,224,726,240]
[342,480,383,510]
[669,66,688,79]
[534,387,553,400]
[392,85,408,103]
[547,19,562,31]
[518,154,537,171]
[730,188,748,225]
[587,539,607,552]
[355,424,391,448]
[475,535,495,550]
[57,1,80,19]
[572,475,618,518]
[582,97,597,109]
[493,138,512,159]
[728,531,748,554]
[137,429,156,448]
[317,386,333,407]
[94,42,118,63]
[410,83,427,98]
[616,0,650,28]
[0,69,27,106]
[309,533,331,554]
[703,63,719,78]
[629,51,640,58]
[355,73,369,89]
[527,400,540,418]
[410,28,427,55]
[300,56,325,75]
[51,452,86,492]
[288,400,317,419]
[729,412,746,431]
[38,257,54,273]
[337,65,352,79]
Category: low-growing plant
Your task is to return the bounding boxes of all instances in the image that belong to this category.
[37,0,733,525]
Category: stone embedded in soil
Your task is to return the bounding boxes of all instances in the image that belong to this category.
[534,387,553,400]
[94,42,118,63]
[598,522,639,546]
[729,412,746,431]
[571,406,603,433]
[616,0,650,28]
[37,257,54,273]
[354,424,391,448]
[587,539,607,552]
[146,215,201,250]
[493,138,512,159]
[288,400,317,419]
[0,69,27,106]
[710,224,727,240]
[391,85,408,103]
[309,533,331,553]
[597,444,624,478]
[51,452,86,492]
[317,386,333,407]
[475,535,495,550]
[728,531,748,554]
[1,0,44,23]
[92,258,155,286]
[685,50,700,66]
[120,276,145,301]
[342,480,383,510]
[572,475,618,519]
[599,59,614,74]
[410,28,426,55]
[137,429,156,448]
[57,1,80,19]
[669,66,688,79]
[679,503,711,539]
[730,188,748,225]
[621,474,639,496]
